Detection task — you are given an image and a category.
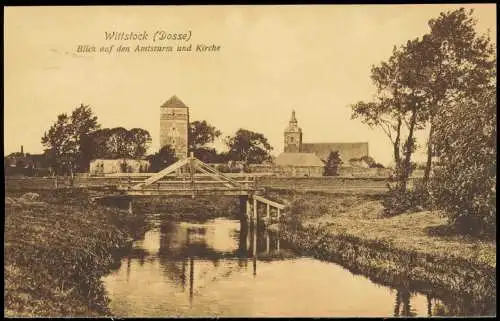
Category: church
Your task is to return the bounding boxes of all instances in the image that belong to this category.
[275,110,369,176]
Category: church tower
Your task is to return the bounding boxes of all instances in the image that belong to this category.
[284,110,302,153]
[160,95,190,160]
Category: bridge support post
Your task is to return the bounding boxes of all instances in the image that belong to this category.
[253,196,257,223]
[128,199,133,214]
[239,195,248,220]
[266,203,270,224]
[277,208,281,222]
[266,230,270,254]
[246,198,251,219]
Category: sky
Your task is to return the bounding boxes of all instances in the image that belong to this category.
[4,4,496,166]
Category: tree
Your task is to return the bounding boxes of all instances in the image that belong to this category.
[324,151,342,176]
[105,127,130,158]
[417,8,496,185]
[41,104,100,175]
[192,147,227,163]
[128,128,152,158]
[189,120,221,151]
[81,127,152,161]
[188,120,223,163]
[225,129,273,164]
[352,39,429,191]
[430,87,496,237]
[71,105,100,172]
[80,128,112,160]
[146,145,178,172]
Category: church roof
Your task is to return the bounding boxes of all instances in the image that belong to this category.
[161,95,188,109]
[302,142,369,161]
[275,152,324,167]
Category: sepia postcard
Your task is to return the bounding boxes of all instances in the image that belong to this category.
[4,4,497,318]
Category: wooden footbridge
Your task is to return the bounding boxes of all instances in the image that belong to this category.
[115,153,286,223]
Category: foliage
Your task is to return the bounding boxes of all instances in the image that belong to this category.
[324,151,342,176]
[146,145,178,172]
[351,38,429,192]
[42,105,153,174]
[430,88,496,237]
[417,8,496,184]
[189,120,221,151]
[82,127,152,161]
[352,8,496,218]
[128,128,153,158]
[225,129,273,164]
[42,105,100,175]
[192,147,228,163]
[382,180,431,217]
[349,155,385,168]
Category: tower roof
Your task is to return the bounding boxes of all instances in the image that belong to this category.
[285,109,301,133]
[161,95,189,109]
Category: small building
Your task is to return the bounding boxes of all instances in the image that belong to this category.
[274,152,324,177]
[89,159,150,176]
[4,146,52,176]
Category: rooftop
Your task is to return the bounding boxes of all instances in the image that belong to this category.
[160,95,189,109]
[275,152,324,167]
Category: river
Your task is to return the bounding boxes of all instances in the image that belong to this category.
[102,215,471,317]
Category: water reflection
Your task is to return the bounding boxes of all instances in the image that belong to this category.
[103,216,493,317]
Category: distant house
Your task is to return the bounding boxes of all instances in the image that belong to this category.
[89,159,150,176]
[274,152,324,177]
[4,146,52,176]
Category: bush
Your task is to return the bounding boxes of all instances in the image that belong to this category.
[382,180,431,217]
[430,88,496,238]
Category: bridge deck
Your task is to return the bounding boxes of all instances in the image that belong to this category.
[122,188,263,197]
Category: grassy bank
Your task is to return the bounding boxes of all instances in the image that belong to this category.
[4,188,147,317]
[4,186,243,317]
[267,189,496,315]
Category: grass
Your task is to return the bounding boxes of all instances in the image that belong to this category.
[4,189,144,317]
[267,189,496,269]
[268,189,496,315]
[4,187,244,317]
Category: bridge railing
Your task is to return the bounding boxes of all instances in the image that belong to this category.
[110,175,258,191]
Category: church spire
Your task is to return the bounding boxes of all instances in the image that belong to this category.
[290,110,297,123]
[284,110,302,153]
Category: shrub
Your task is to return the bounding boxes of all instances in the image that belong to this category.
[382,180,431,217]
[430,88,496,237]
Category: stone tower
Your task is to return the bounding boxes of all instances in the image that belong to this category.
[284,110,302,153]
[160,95,190,160]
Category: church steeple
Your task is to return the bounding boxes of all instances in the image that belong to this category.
[284,110,302,153]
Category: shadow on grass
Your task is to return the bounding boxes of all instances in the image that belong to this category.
[424,224,496,242]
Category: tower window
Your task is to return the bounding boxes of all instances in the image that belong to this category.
[290,137,294,143]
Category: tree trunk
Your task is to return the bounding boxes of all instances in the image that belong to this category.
[400,108,419,191]
[393,116,402,173]
[423,117,435,185]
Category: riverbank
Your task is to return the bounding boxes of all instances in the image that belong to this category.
[267,189,496,315]
[4,188,244,317]
[4,189,149,317]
